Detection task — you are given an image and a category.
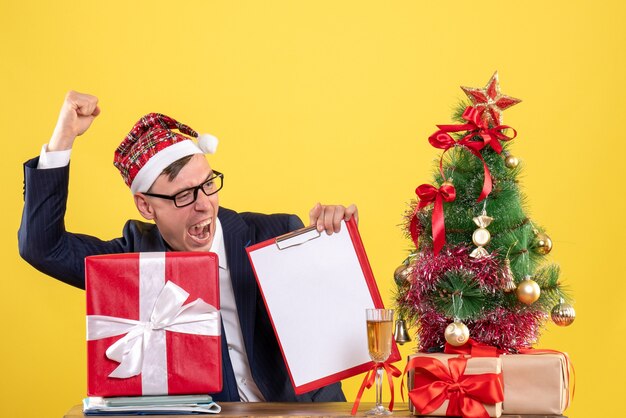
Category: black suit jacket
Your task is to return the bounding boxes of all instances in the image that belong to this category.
[18,158,345,402]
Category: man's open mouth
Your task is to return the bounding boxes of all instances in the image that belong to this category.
[188,219,212,241]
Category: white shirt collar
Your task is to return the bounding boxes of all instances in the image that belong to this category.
[209,217,228,270]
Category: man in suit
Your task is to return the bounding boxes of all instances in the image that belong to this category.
[19,91,356,402]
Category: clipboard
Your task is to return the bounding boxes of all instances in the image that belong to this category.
[246,218,401,394]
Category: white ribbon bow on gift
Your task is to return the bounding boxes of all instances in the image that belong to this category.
[87,280,220,381]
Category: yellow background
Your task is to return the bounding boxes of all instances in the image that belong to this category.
[1,1,624,417]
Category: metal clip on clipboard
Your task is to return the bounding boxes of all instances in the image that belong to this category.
[275,225,321,250]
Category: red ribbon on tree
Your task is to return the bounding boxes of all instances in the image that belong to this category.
[409,182,456,255]
[428,106,517,202]
[435,106,517,153]
[402,356,504,418]
[409,106,515,255]
[351,362,402,415]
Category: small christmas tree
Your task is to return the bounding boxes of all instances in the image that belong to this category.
[395,72,576,353]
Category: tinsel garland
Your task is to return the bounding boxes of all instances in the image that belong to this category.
[407,246,503,296]
[399,245,547,352]
[412,306,546,353]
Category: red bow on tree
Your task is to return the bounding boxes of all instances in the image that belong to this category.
[410,182,456,255]
[428,106,517,202]
[403,356,504,418]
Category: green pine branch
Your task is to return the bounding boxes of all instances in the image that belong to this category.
[430,269,495,320]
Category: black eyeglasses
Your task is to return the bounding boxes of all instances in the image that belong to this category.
[143,171,224,208]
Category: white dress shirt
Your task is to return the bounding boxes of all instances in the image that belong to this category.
[37,144,265,401]
[208,220,265,401]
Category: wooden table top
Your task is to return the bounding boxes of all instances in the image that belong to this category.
[64,402,566,417]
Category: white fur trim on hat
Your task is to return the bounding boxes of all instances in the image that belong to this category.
[130,140,203,194]
[197,133,218,154]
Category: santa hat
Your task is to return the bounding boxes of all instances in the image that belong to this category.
[113,113,218,193]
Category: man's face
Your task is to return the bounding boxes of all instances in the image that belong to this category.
[137,154,219,252]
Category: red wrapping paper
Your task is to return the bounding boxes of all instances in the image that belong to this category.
[86,252,221,396]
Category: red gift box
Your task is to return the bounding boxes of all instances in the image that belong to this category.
[86,252,221,396]
[405,353,504,418]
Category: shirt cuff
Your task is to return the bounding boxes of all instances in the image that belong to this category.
[37,144,71,169]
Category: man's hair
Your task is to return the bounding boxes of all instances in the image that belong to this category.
[144,155,195,194]
[162,154,194,181]
[145,155,195,193]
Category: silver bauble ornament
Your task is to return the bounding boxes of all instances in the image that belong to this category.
[551,299,576,326]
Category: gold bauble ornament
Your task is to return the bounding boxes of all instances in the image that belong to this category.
[504,154,519,169]
[441,180,454,188]
[532,231,553,255]
[394,263,414,285]
[551,299,576,326]
[444,321,470,346]
[516,276,541,305]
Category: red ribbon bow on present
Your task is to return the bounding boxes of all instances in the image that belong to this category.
[402,356,504,418]
[409,182,456,255]
[444,338,504,358]
[350,362,402,415]
[428,106,517,203]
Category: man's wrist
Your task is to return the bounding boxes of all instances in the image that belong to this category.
[48,129,77,151]
[38,144,72,169]
[47,140,74,152]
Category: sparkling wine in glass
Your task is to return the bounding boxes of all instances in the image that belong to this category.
[365,308,394,415]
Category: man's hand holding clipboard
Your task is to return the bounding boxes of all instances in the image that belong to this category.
[309,203,359,234]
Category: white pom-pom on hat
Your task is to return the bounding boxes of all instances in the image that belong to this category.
[197,133,219,154]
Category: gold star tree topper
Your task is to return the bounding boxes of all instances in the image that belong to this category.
[461,71,522,126]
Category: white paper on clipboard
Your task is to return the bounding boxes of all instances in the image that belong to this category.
[246,218,399,394]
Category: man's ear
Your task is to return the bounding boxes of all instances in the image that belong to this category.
[134,193,155,220]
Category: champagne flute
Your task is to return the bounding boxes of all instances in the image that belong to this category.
[365,308,394,415]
